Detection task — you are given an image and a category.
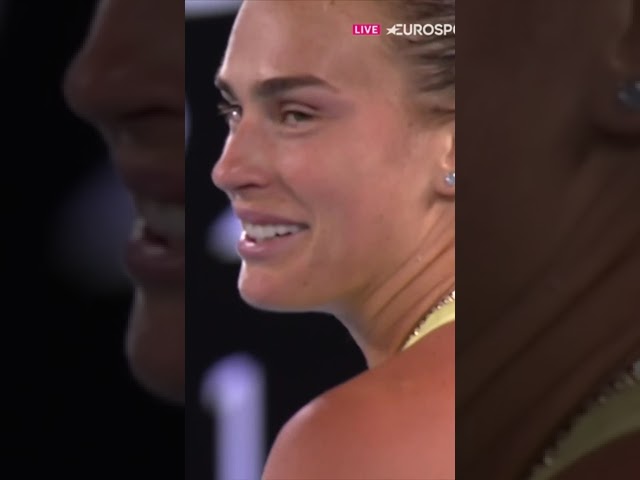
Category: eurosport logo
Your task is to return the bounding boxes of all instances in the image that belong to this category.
[352,23,454,36]
[386,23,454,36]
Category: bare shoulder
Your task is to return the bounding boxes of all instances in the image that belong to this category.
[262,323,455,480]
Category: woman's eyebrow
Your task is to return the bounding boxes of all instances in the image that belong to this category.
[214,73,339,101]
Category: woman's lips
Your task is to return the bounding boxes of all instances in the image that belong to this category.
[237,228,309,262]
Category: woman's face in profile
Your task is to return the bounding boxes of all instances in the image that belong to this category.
[63,0,185,402]
[213,0,453,314]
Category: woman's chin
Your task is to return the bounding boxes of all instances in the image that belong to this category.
[240,291,297,312]
[238,284,311,313]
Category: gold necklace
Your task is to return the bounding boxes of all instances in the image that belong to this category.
[402,290,455,351]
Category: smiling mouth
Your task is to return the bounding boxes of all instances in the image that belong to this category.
[242,223,308,243]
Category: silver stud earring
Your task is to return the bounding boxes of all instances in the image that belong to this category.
[617,80,640,110]
[445,171,455,187]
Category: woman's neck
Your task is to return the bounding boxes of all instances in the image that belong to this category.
[335,240,455,368]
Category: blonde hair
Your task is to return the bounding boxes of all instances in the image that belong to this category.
[381,0,455,120]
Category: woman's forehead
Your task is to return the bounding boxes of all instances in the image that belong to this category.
[231,0,369,46]
[220,0,393,94]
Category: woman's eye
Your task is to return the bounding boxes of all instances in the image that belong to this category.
[216,101,315,129]
[216,101,241,125]
[281,109,314,126]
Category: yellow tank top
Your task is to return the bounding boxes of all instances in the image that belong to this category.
[528,368,640,479]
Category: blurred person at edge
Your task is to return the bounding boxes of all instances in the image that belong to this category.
[63,0,185,404]
[456,0,640,479]
[212,1,455,478]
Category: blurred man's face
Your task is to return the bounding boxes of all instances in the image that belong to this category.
[63,0,185,403]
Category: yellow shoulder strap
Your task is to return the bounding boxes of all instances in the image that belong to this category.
[402,300,455,350]
[529,382,640,480]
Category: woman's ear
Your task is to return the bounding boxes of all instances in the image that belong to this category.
[433,120,455,198]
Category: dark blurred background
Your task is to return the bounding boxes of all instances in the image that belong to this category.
[185,3,366,480]
[1,1,182,478]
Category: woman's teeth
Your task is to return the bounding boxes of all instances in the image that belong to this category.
[243,223,304,242]
[137,200,185,239]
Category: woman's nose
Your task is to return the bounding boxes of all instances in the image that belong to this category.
[212,125,272,196]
